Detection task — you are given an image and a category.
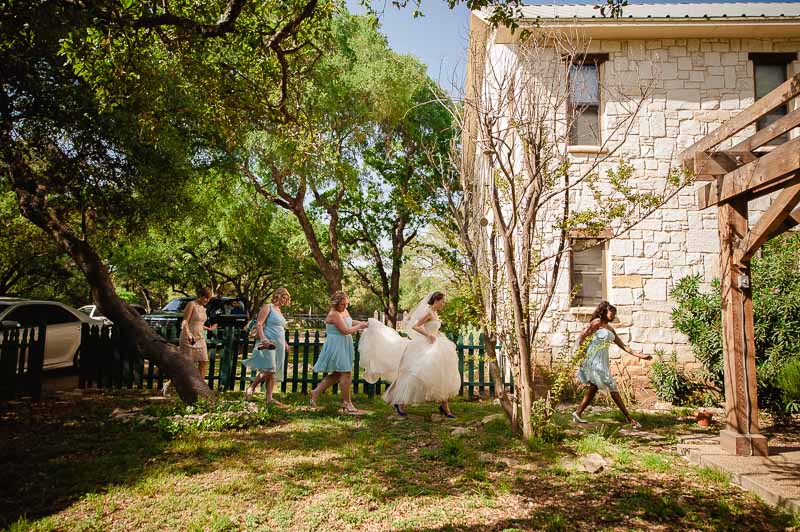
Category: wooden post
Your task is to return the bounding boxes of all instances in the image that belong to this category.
[717,199,768,456]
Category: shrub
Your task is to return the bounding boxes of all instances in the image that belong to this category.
[671,233,800,421]
[132,399,286,436]
[648,351,697,405]
[777,358,800,416]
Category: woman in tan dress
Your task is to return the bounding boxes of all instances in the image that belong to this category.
[179,287,218,380]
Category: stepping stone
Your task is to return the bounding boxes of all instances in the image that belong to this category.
[451,426,475,437]
[481,413,506,425]
[578,453,610,474]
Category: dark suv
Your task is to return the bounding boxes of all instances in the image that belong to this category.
[143,296,248,330]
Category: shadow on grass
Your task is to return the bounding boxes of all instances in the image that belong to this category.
[391,470,796,532]
[2,392,796,532]
[0,395,170,528]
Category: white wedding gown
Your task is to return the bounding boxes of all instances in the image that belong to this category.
[359,316,461,405]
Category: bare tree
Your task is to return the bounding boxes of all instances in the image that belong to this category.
[433,30,687,438]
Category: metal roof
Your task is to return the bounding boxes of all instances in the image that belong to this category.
[517,2,800,20]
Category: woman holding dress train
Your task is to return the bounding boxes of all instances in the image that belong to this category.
[310,291,368,414]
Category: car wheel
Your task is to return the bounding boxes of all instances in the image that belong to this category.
[72,347,80,370]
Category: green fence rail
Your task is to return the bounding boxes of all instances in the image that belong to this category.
[78,324,510,398]
[0,323,46,401]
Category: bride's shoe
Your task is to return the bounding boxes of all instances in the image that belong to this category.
[572,411,588,424]
[438,405,456,419]
[393,404,407,418]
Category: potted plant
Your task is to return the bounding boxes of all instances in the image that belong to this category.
[696,409,713,427]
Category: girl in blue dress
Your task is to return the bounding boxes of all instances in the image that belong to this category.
[310,291,368,414]
[573,301,652,428]
[243,287,291,405]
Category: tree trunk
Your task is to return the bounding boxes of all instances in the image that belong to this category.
[484,334,519,433]
[14,187,214,404]
[292,204,342,293]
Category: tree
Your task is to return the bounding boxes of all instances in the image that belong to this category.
[1,0,334,403]
[0,0,534,403]
[436,32,688,437]
[343,78,454,327]
[243,14,450,304]
[0,191,89,304]
[111,176,329,314]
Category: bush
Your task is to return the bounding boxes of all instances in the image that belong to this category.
[648,351,697,405]
[127,399,287,436]
[777,358,800,416]
[671,233,800,421]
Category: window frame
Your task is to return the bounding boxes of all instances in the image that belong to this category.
[749,53,795,144]
[566,53,608,148]
[568,234,609,308]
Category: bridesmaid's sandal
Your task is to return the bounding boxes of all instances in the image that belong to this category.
[393,404,408,418]
[309,391,318,408]
[629,419,642,429]
[340,404,362,416]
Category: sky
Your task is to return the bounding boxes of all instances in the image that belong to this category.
[347,0,800,93]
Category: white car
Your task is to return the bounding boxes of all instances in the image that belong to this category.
[78,304,113,326]
[0,299,95,370]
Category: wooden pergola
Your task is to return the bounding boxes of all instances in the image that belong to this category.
[680,71,800,457]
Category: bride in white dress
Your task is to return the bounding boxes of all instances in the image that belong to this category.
[359,292,461,418]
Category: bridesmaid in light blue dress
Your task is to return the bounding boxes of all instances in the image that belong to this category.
[243,288,291,405]
[573,301,652,428]
[310,291,367,414]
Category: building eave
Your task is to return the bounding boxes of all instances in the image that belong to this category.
[494,18,800,43]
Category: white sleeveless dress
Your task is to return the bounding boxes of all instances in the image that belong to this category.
[360,316,461,404]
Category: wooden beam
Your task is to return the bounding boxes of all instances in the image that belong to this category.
[680,71,800,164]
[767,204,800,240]
[687,108,800,178]
[735,178,800,265]
[749,172,800,198]
[717,199,768,457]
[692,151,740,178]
[731,106,800,153]
[695,135,800,209]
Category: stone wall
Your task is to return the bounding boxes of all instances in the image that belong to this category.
[531,37,800,396]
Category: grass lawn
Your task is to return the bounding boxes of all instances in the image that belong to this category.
[1,391,798,532]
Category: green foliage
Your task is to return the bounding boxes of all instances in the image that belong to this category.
[528,398,565,444]
[438,290,481,337]
[141,399,286,436]
[0,191,89,305]
[671,233,800,420]
[648,351,698,406]
[777,358,800,416]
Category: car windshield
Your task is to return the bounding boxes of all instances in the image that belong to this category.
[161,299,190,312]
[0,303,10,313]
[78,307,93,316]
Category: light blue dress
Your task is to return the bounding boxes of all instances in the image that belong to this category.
[577,328,618,392]
[242,304,286,382]
[312,317,355,373]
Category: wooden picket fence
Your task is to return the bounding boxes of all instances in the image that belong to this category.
[78,324,509,397]
[0,324,46,401]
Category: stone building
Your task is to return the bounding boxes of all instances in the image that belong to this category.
[465,3,800,394]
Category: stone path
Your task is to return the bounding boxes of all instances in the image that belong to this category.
[678,433,800,514]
